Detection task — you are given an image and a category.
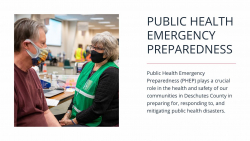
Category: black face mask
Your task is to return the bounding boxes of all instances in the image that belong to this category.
[91,50,106,63]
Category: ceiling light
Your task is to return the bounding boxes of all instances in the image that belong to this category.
[88,25,95,27]
[110,27,119,29]
[105,25,115,27]
[99,21,110,24]
[67,19,78,21]
[90,18,104,20]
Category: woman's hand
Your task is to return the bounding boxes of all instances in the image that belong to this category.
[61,116,69,121]
[59,117,68,126]
[59,118,66,126]
[59,110,72,126]
[59,119,74,126]
[59,118,78,126]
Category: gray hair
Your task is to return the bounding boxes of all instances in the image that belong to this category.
[14,18,47,52]
[91,31,119,62]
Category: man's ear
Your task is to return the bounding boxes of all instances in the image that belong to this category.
[22,40,29,50]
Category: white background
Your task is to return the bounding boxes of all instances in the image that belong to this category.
[1,0,250,141]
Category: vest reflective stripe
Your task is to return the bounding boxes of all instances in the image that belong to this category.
[75,87,95,99]
[73,105,82,113]
[81,49,83,59]
[75,59,84,61]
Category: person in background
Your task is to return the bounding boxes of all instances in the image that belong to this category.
[14,18,61,127]
[46,49,53,65]
[47,49,53,60]
[56,31,119,127]
[57,51,66,62]
[85,45,91,62]
[39,62,44,72]
[74,44,86,62]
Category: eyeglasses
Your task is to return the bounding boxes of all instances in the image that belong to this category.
[90,45,105,51]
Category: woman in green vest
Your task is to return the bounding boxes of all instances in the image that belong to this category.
[56,31,119,127]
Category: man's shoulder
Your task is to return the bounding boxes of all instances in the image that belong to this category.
[28,68,40,81]
[28,67,36,73]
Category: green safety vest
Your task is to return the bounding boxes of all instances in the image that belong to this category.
[71,61,119,126]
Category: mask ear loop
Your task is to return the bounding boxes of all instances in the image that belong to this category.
[24,39,40,58]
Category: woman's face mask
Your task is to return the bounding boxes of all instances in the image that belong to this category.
[91,50,107,63]
[25,39,48,66]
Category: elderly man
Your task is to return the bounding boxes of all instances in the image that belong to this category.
[14,18,60,127]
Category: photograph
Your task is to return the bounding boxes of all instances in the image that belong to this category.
[14,14,119,127]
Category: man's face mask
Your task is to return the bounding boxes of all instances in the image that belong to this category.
[25,39,48,66]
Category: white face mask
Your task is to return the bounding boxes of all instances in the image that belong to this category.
[25,39,48,66]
